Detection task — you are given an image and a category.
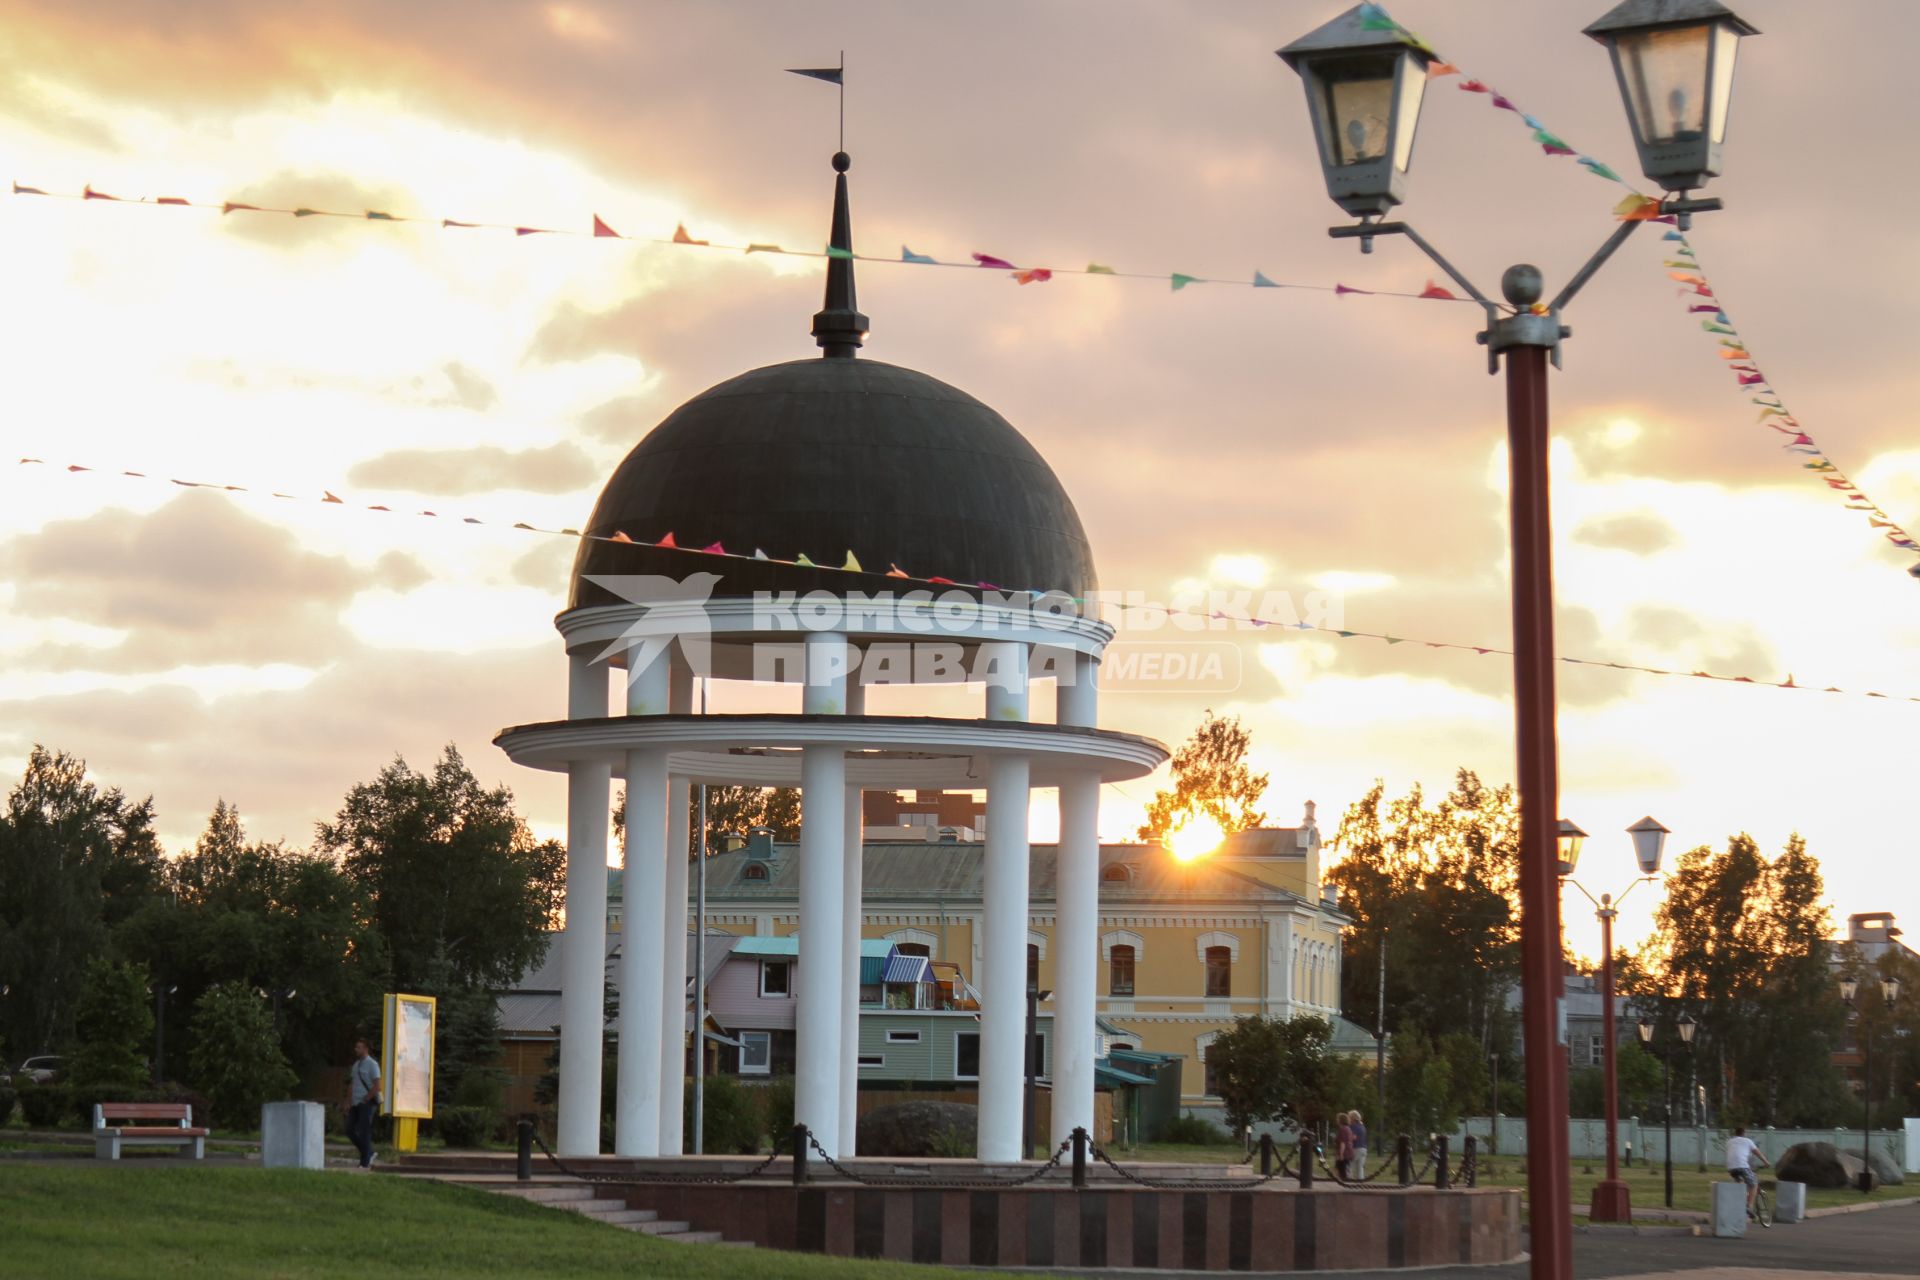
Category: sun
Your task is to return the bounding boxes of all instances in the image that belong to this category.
[1167,813,1226,864]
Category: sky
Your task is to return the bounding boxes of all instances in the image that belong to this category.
[1,0,1915,962]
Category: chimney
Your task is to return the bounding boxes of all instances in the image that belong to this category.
[747,826,776,860]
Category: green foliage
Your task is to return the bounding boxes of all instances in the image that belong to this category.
[1204,1014,1352,1133]
[67,956,153,1094]
[433,1105,496,1149]
[1329,772,1521,1066]
[0,1080,14,1124]
[928,1125,974,1158]
[697,786,802,843]
[685,1073,764,1154]
[316,745,564,993]
[1384,1030,1485,1137]
[187,981,296,1129]
[1137,710,1268,843]
[0,747,164,1059]
[1158,1111,1230,1145]
[759,1075,797,1150]
[16,1082,71,1128]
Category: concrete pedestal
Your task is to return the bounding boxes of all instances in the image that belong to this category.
[261,1101,325,1170]
[1711,1180,1749,1237]
[1588,1177,1631,1222]
[1773,1179,1806,1223]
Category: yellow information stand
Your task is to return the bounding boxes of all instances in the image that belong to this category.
[394,1117,419,1153]
[381,993,437,1154]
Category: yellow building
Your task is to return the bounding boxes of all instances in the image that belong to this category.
[640,797,1354,1113]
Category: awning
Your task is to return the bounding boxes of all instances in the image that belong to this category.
[882,954,930,984]
[860,954,888,985]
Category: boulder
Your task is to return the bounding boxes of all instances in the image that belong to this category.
[1777,1141,1874,1190]
[856,1101,978,1158]
[1851,1148,1903,1186]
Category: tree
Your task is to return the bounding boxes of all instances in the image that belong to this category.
[1205,1014,1354,1133]
[317,745,564,993]
[1137,711,1267,843]
[1383,1030,1486,1136]
[702,786,801,842]
[1328,772,1522,1061]
[0,746,163,1057]
[189,981,296,1129]
[67,956,152,1094]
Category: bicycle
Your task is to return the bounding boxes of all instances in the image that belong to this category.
[1739,1177,1773,1229]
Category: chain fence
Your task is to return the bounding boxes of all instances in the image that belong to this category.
[801,1129,1076,1188]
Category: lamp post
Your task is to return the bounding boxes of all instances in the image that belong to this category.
[1276,6,1755,1276]
[152,983,178,1086]
[1560,816,1669,1222]
[1840,974,1902,1193]
[1023,985,1053,1159]
[1638,1011,1694,1208]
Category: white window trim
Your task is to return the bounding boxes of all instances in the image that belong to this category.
[857,1053,886,1070]
[885,927,938,957]
[1194,930,1241,963]
[885,1029,922,1043]
[759,960,792,999]
[1100,929,1144,961]
[739,1030,771,1075]
[1026,929,1048,960]
[1195,1030,1220,1097]
[954,1030,980,1081]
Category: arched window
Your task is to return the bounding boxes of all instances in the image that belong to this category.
[1197,1031,1221,1097]
[1109,944,1136,997]
[894,941,931,959]
[1027,943,1041,992]
[1204,945,1232,999]
[1101,862,1131,883]
[742,863,769,882]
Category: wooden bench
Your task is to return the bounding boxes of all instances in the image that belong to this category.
[94,1103,208,1160]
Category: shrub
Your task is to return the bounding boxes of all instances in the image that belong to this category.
[760,1075,797,1151]
[433,1105,494,1149]
[1159,1111,1231,1145]
[0,1081,16,1125]
[188,981,297,1129]
[17,1083,72,1129]
[687,1073,764,1155]
[929,1125,974,1159]
[68,958,152,1096]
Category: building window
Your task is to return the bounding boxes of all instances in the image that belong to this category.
[742,863,769,881]
[857,1054,885,1069]
[1203,1044,1220,1097]
[1205,946,1232,999]
[760,961,791,997]
[1109,944,1136,996]
[1101,862,1131,883]
[895,942,931,959]
[886,1030,922,1044]
[1027,943,1040,991]
[739,1031,771,1075]
[956,1032,980,1080]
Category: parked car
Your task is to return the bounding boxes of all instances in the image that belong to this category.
[15,1055,61,1084]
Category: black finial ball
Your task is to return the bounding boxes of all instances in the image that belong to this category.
[1502,264,1544,308]
[832,151,850,173]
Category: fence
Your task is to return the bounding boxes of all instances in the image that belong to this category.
[1451,1116,1908,1170]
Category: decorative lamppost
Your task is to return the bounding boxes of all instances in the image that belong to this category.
[1840,974,1902,1193]
[1276,4,1755,1275]
[1637,1010,1694,1208]
[1023,985,1054,1160]
[1560,817,1668,1221]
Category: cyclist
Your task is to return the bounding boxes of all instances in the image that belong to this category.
[1725,1126,1770,1217]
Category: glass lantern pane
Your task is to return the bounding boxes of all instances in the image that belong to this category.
[1708,24,1739,144]
[1391,55,1425,173]
[1321,71,1395,165]
[1616,25,1711,144]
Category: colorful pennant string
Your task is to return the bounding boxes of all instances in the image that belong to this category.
[15,455,1915,705]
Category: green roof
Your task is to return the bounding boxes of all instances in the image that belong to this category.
[730,936,800,958]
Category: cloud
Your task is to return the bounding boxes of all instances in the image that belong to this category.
[433,361,498,411]
[345,441,599,496]
[217,170,412,247]
[1573,512,1679,556]
[0,491,414,670]
[509,539,573,591]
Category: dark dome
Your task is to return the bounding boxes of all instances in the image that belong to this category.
[568,357,1097,608]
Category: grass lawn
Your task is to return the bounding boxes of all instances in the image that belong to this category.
[1464,1155,1910,1216]
[0,1166,983,1280]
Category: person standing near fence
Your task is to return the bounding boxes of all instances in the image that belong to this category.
[1349,1110,1369,1178]
[343,1035,383,1171]
[1335,1112,1355,1180]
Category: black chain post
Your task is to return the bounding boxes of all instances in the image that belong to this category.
[791,1124,809,1185]
[1464,1134,1477,1188]
[1297,1133,1314,1188]
[516,1118,533,1182]
[1259,1133,1275,1177]
[1434,1135,1451,1190]
[1397,1133,1412,1185]
[1072,1127,1088,1188]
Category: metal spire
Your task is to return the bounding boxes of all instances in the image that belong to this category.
[811,151,869,358]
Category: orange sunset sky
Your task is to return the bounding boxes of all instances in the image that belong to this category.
[2,1,1915,962]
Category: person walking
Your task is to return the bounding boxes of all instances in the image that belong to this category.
[1726,1125,1769,1217]
[1335,1112,1355,1181]
[1349,1110,1370,1179]
[343,1035,383,1171]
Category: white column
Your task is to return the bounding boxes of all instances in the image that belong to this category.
[1058,650,1099,728]
[558,651,610,1157]
[616,746,668,1156]
[803,631,851,714]
[839,781,863,1155]
[658,778,690,1152]
[978,753,1032,1162]
[1051,770,1099,1150]
[796,746,847,1157]
[981,641,1029,721]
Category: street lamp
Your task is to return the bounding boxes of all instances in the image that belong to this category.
[1841,974,1902,1193]
[1561,817,1668,1223]
[1023,985,1054,1159]
[1276,5,1754,1276]
[151,983,178,1086]
[1556,820,1589,879]
[1637,1010,1695,1209]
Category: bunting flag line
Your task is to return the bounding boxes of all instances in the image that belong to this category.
[5,178,1475,304]
[14,454,1916,705]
